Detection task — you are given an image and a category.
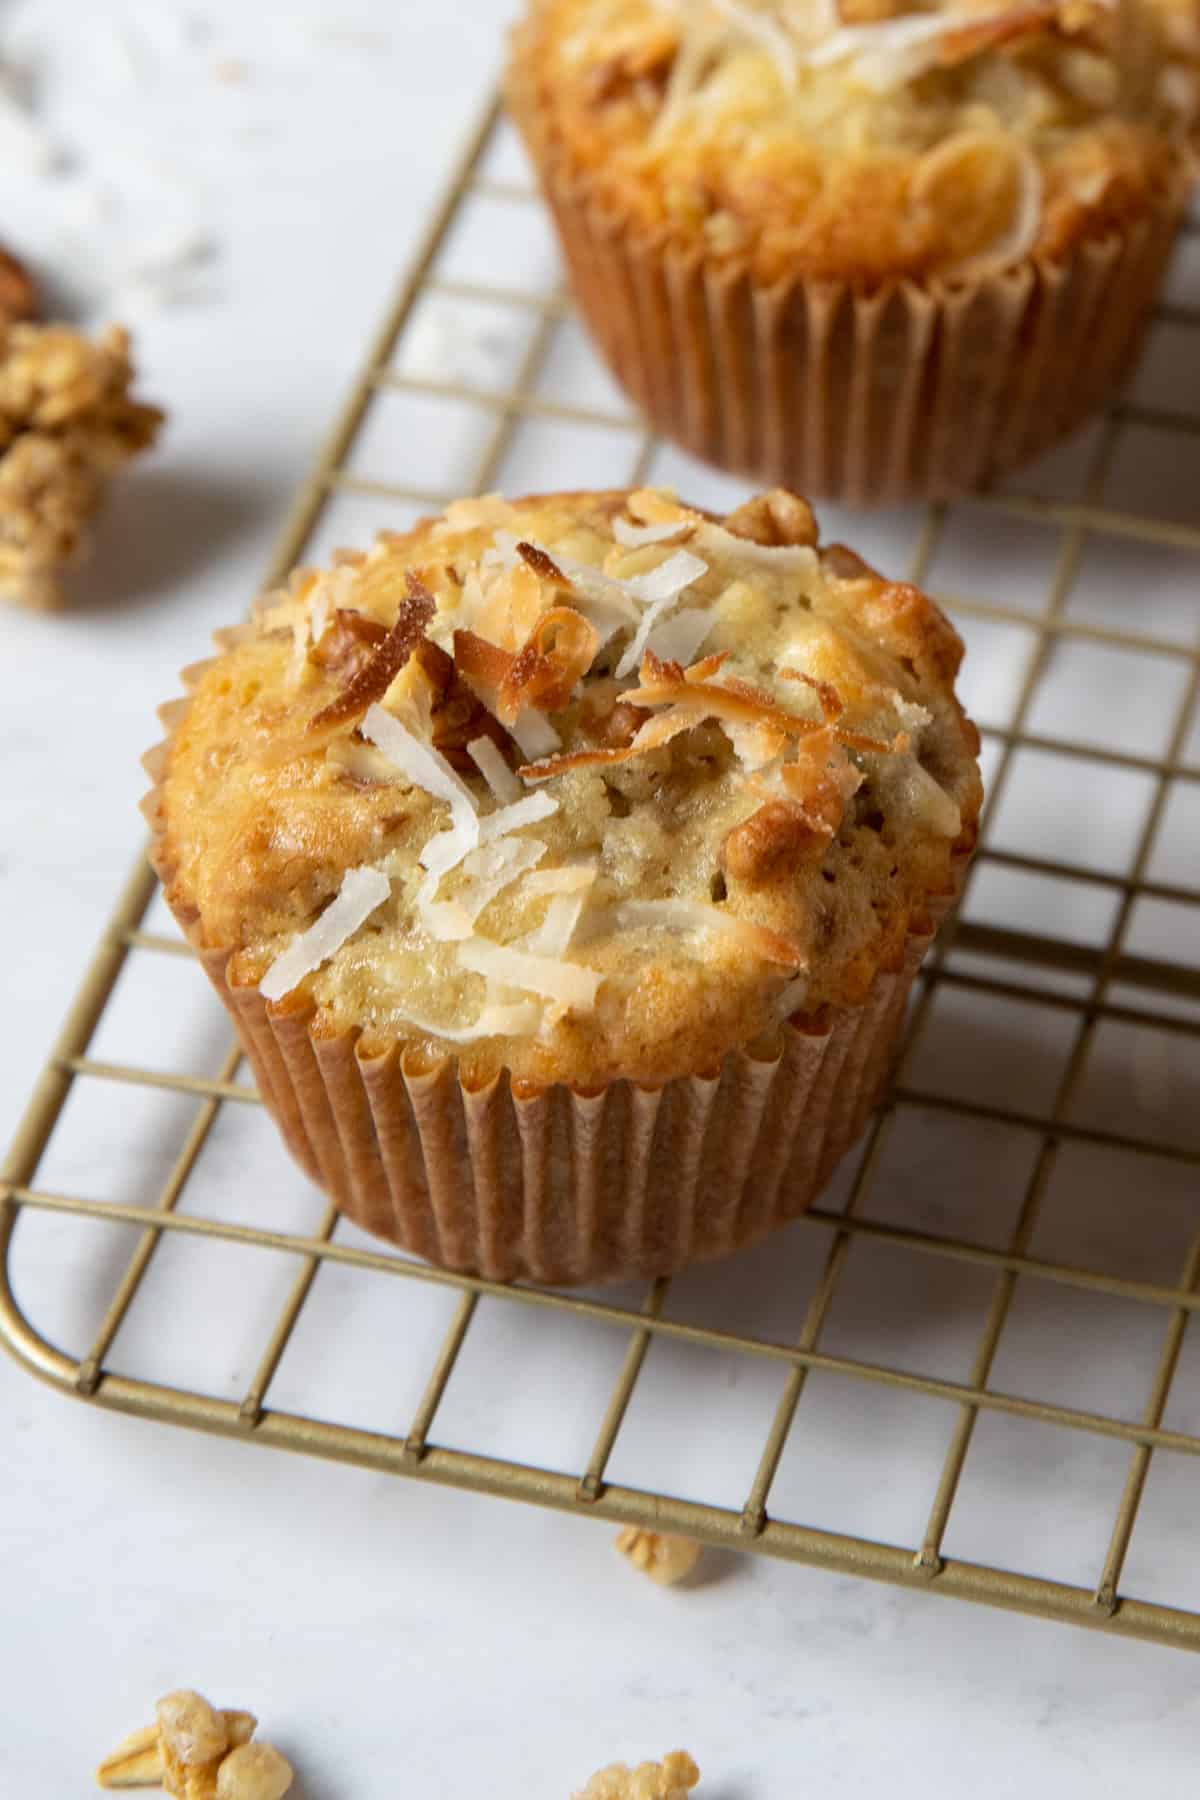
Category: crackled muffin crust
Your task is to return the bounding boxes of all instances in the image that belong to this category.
[156,487,981,1089]
[509,0,1199,284]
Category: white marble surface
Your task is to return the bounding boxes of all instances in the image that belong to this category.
[4,3,1200,1795]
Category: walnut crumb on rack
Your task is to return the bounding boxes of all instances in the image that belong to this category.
[615,1526,703,1585]
[575,1750,701,1800]
[96,1689,292,1799]
[0,321,162,611]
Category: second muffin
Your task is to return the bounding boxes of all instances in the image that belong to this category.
[146,487,981,1283]
[507,0,1198,502]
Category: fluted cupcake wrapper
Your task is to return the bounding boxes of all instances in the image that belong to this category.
[509,63,1187,505]
[144,647,967,1287]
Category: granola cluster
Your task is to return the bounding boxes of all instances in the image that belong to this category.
[97,1689,292,1800]
[0,321,162,610]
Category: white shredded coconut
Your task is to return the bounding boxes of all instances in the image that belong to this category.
[260,866,390,1003]
[612,516,692,548]
[457,939,603,1009]
[529,891,588,957]
[389,999,543,1043]
[626,548,708,606]
[511,709,562,760]
[362,702,480,867]
[417,837,548,942]
[521,860,600,898]
[467,734,523,803]
[644,602,719,668]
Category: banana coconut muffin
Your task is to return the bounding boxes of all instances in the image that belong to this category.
[507,0,1199,502]
[145,486,981,1283]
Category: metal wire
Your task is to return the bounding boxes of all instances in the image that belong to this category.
[3,89,1200,1651]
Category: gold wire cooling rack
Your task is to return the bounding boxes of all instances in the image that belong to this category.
[4,93,1200,1651]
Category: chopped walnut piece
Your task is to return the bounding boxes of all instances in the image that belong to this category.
[615,1526,703,1586]
[0,321,162,611]
[722,488,817,549]
[575,1750,701,1800]
[722,797,831,882]
[310,606,389,671]
[96,1691,289,1799]
[496,604,599,723]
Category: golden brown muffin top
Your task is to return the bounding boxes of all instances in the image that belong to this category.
[509,0,1198,283]
[156,488,981,1088]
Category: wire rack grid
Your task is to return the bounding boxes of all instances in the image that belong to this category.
[4,92,1200,1651]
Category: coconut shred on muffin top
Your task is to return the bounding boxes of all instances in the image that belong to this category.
[514,0,1200,282]
[158,488,982,1089]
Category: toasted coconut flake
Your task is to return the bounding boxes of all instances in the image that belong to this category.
[780,668,844,720]
[627,651,827,741]
[518,743,637,783]
[457,939,603,1009]
[467,733,522,803]
[260,866,390,1002]
[612,899,806,967]
[454,626,515,694]
[517,704,700,783]
[516,539,572,587]
[307,584,435,733]
[497,606,601,723]
[310,607,389,672]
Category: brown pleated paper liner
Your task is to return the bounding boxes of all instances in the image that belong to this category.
[143,645,968,1286]
[507,54,1188,505]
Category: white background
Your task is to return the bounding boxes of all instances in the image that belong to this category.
[4,3,1200,1795]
